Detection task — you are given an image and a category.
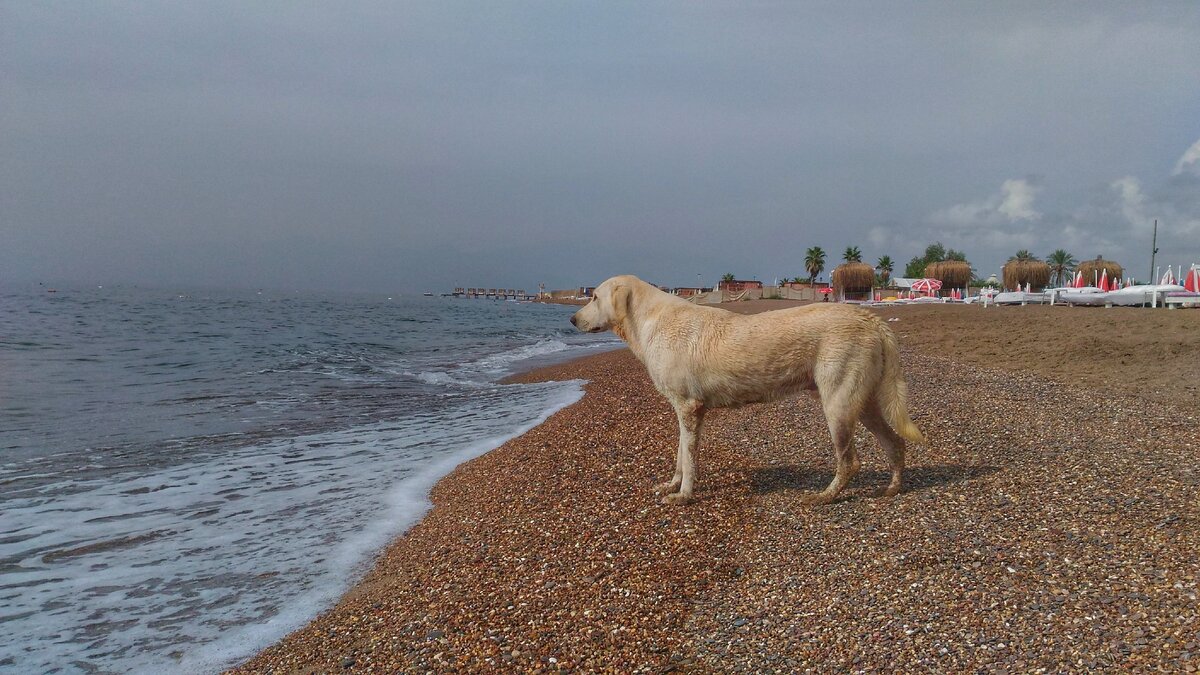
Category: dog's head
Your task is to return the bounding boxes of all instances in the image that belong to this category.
[570,276,634,336]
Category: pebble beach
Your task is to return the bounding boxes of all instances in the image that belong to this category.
[233,303,1200,673]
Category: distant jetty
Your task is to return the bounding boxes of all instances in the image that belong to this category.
[452,288,534,300]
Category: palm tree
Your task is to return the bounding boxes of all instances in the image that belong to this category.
[1045,249,1077,287]
[719,273,736,290]
[1011,249,1036,262]
[876,255,894,284]
[843,246,863,263]
[804,247,826,284]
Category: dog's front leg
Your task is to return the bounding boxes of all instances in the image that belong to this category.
[659,400,705,505]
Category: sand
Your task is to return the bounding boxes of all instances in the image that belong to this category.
[233,303,1199,673]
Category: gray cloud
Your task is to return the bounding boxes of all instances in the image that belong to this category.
[3,2,1199,291]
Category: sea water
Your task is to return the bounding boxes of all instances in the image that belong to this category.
[0,285,617,673]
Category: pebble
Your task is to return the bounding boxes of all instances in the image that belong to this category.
[230,307,1200,673]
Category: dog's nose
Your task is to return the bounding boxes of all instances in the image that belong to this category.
[570,315,578,326]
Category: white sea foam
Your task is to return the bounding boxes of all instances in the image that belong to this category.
[463,336,621,377]
[470,337,573,373]
[403,337,619,390]
[0,380,585,674]
[1,289,614,673]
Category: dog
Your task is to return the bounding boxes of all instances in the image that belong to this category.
[571,275,924,505]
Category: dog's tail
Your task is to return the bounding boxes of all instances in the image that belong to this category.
[878,324,925,452]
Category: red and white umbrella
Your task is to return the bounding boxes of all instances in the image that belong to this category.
[1186,266,1200,293]
[910,278,942,294]
[1073,270,1084,288]
[1098,268,1108,292]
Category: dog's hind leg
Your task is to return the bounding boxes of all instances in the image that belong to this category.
[659,399,705,505]
[860,398,906,498]
[802,379,865,506]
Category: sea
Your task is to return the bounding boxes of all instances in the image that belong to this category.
[0,284,618,674]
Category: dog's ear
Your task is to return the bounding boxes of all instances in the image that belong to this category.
[610,283,631,326]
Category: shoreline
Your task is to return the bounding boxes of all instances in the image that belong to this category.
[233,304,1199,672]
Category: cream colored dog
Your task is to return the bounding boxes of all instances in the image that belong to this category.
[571,275,924,505]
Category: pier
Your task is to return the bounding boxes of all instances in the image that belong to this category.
[452,287,533,300]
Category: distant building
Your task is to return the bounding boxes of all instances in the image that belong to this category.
[717,279,764,292]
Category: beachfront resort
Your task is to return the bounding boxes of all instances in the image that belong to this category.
[505,243,1200,311]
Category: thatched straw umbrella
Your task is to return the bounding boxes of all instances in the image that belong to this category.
[1075,256,1124,286]
[924,260,972,290]
[831,262,874,301]
[1002,259,1051,291]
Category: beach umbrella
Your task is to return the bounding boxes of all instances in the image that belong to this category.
[910,278,942,295]
[1186,267,1199,293]
[1098,268,1108,292]
[1161,268,1175,285]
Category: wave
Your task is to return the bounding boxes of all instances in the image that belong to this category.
[405,336,620,389]
[177,381,586,673]
[469,337,572,373]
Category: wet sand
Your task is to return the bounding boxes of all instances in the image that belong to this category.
[234,303,1199,672]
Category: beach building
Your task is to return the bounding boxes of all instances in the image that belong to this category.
[672,287,713,298]
[925,260,972,293]
[1075,256,1124,288]
[1002,259,1052,292]
[716,279,763,293]
[831,262,874,302]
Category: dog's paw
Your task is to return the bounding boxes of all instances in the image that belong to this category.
[875,484,902,498]
[661,492,692,506]
[654,480,681,496]
[799,492,836,506]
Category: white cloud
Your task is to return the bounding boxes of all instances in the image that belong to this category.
[997,179,1040,220]
[1110,173,1200,238]
[1110,176,1151,231]
[912,139,1200,275]
[1173,138,1200,175]
[931,178,1042,229]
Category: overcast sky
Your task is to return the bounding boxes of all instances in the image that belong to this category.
[3,2,1199,292]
